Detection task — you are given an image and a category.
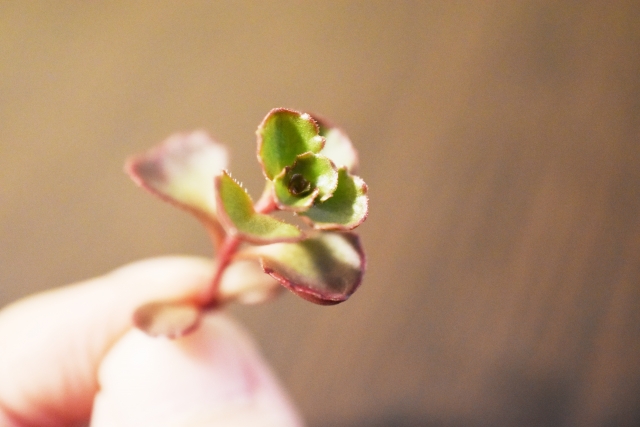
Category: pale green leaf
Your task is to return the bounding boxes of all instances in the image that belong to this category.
[239,232,365,305]
[126,130,228,220]
[215,171,303,243]
[300,168,368,230]
[257,108,324,180]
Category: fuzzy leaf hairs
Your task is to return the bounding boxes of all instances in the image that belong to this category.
[125,108,368,337]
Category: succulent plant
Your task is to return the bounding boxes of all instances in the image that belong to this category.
[126,108,368,338]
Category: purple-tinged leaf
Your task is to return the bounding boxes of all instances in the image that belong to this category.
[239,232,365,305]
[215,171,304,244]
[125,130,228,224]
[257,108,325,180]
[300,168,368,230]
[133,300,202,339]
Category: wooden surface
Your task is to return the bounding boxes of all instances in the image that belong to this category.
[1,2,639,426]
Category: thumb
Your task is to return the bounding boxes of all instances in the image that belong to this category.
[91,312,304,427]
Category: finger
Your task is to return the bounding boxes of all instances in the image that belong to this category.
[0,256,215,427]
[91,312,303,427]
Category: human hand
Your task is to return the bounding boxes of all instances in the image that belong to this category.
[0,257,303,427]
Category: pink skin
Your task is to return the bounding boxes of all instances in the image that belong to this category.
[0,257,303,427]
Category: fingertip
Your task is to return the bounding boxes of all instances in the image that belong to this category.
[91,312,303,427]
[106,255,216,304]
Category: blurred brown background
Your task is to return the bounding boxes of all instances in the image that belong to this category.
[2,2,640,426]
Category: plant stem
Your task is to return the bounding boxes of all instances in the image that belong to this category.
[203,182,277,307]
[202,234,240,307]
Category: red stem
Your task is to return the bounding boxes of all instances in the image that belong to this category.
[202,234,240,306]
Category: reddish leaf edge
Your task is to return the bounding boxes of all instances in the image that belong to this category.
[243,231,366,306]
[125,154,227,247]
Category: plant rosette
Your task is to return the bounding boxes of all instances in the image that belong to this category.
[126,108,368,338]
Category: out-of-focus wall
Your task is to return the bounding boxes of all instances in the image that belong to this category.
[1,2,639,426]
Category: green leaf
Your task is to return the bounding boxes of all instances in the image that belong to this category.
[272,153,339,211]
[125,130,228,221]
[239,232,365,305]
[315,116,359,173]
[215,171,303,243]
[300,168,368,230]
[257,108,325,180]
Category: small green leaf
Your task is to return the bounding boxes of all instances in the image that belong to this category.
[215,171,303,243]
[300,168,368,230]
[272,153,339,211]
[257,108,325,180]
[125,130,228,220]
[239,232,365,305]
[315,116,359,173]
